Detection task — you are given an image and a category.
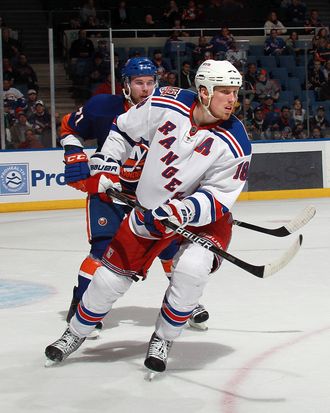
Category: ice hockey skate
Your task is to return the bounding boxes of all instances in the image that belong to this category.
[44,327,86,367]
[144,332,173,380]
[66,287,103,339]
[188,304,209,330]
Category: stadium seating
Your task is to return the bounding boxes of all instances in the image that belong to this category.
[271,67,289,90]
[259,55,277,69]
[302,89,316,104]
[246,55,258,65]
[295,66,307,87]
[287,77,302,99]
[114,47,128,64]
[279,90,295,105]
[248,45,264,56]
[278,55,296,75]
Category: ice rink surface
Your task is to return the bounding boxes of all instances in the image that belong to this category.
[1,197,329,413]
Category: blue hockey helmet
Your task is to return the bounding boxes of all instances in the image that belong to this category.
[121,57,157,80]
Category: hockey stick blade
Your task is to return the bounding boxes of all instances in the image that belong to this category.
[106,188,303,278]
[262,234,303,278]
[233,206,316,237]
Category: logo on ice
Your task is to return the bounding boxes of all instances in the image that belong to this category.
[0,164,29,195]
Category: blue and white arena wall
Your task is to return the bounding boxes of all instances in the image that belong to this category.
[0,148,94,212]
[1,141,330,213]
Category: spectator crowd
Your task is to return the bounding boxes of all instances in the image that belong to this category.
[2,0,330,148]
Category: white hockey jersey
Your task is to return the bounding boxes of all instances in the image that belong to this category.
[101,87,252,228]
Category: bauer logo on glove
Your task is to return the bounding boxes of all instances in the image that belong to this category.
[90,164,119,173]
[89,153,121,175]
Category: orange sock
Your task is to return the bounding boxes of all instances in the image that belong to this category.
[79,255,102,280]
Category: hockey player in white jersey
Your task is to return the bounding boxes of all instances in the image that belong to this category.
[61,57,209,335]
[45,60,252,375]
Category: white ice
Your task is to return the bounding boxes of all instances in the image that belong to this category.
[0,198,329,413]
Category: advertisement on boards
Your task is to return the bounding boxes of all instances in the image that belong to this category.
[0,149,94,206]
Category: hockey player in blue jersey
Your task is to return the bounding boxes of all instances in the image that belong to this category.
[60,57,209,337]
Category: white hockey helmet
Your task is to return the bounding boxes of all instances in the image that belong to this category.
[195,60,242,96]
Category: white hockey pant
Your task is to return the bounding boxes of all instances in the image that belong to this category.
[70,265,133,337]
[156,242,214,341]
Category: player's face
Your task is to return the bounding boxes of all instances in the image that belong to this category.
[130,75,156,104]
[209,86,240,120]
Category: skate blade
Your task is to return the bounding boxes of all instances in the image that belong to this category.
[188,319,208,330]
[44,358,58,367]
[144,370,157,381]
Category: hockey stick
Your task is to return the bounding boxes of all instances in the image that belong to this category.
[233,206,316,237]
[106,188,303,279]
[118,189,315,237]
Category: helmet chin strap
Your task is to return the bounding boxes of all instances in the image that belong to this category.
[123,80,135,106]
[199,91,220,120]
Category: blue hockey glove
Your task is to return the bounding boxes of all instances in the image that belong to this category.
[64,145,90,186]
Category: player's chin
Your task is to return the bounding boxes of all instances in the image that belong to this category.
[221,111,232,120]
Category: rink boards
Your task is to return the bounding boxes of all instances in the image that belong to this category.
[1,140,330,212]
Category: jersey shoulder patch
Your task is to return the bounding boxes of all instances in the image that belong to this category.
[152,88,197,117]
[154,87,196,105]
[215,116,251,158]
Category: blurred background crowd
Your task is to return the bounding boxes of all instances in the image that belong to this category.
[1,0,330,149]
